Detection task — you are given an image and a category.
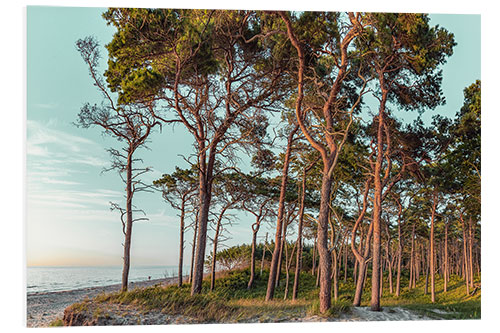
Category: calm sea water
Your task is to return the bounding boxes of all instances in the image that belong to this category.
[27,265,189,294]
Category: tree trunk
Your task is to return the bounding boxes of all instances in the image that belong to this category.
[260,232,268,277]
[316,169,334,313]
[178,200,185,287]
[460,212,470,295]
[283,241,297,300]
[121,152,134,292]
[344,245,348,282]
[395,210,402,297]
[332,250,338,301]
[248,222,260,289]
[370,169,382,311]
[191,155,215,295]
[265,125,298,301]
[292,165,308,300]
[430,192,437,303]
[468,218,474,288]
[312,236,317,276]
[353,222,374,306]
[463,225,470,295]
[189,213,198,284]
[424,243,429,295]
[444,222,448,292]
[409,224,415,290]
[210,211,224,291]
[385,222,393,294]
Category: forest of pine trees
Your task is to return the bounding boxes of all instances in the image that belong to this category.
[76,9,480,316]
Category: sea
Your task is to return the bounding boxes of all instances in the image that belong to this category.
[27,265,189,294]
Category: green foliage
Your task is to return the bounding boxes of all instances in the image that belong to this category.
[357,13,455,111]
[48,319,64,327]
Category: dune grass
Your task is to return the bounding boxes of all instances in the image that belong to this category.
[73,266,480,323]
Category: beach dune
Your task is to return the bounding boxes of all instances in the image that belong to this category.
[26,277,180,327]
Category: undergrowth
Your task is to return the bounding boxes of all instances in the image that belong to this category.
[69,267,480,323]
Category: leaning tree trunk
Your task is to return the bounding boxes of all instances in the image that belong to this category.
[265,125,298,301]
[121,151,134,292]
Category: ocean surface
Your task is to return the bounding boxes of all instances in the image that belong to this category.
[27,265,189,294]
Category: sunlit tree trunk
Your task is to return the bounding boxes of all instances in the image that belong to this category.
[121,151,134,292]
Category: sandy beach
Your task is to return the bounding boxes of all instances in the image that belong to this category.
[26,277,179,327]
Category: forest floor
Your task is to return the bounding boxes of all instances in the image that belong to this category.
[37,268,480,327]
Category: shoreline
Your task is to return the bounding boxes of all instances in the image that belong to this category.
[26,276,183,327]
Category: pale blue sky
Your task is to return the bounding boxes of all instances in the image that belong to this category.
[26,7,480,267]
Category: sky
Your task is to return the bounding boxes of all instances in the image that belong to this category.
[25,6,480,268]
